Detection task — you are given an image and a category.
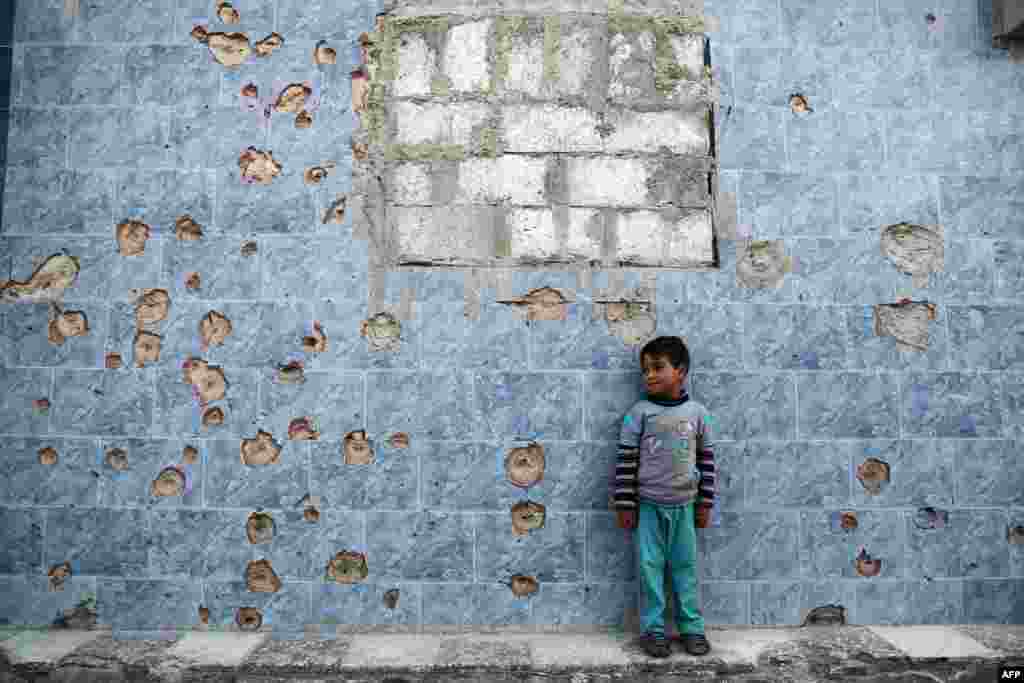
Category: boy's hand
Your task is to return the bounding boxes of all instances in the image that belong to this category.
[616,510,637,530]
[695,505,711,528]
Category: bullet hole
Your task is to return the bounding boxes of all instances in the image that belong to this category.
[216,1,240,24]
[185,272,201,291]
[241,82,259,99]
[789,93,812,114]
[304,163,335,185]
[288,416,320,440]
[239,147,282,184]
[182,445,199,464]
[913,506,948,530]
[151,466,186,497]
[240,430,282,466]
[274,83,313,114]
[198,606,210,624]
[295,110,313,129]
[361,312,401,352]
[925,13,936,24]
[183,358,227,405]
[133,330,161,367]
[246,559,282,593]
[510,500,546,537]
[303,321,328,352]
[200,310,233,348]
[48,562,72,591]
[507,575,538,599]
[105,352,122,369]
[880,222,944,287]
[191,27,252,67]
[175,215,203,241]
[314,40,337,65]
[1,253,80,304]
[505,442,545,488]
[737,240,793,290]
[203,406,225,427]
[254,32,284,58]
[856,457,890,495]
[835,511,858,531]
[352,141,369,161]
[276,359,305,384]
[874,300,937,352]
[236,607,262,632]
[105,447,129,472]
[343,430,374,465]
[116,220,150,256]
[603,301,655,346]
[499,287,570,322]
[304,507,320,523]
[246,512,276,544]
[48,306,89,346]
[351,70,369,113]
[854,547,881,577]
[133,288,170,328]
[326,550,369,583]
[801,605,846,627]
[383,588,400,610]
[1008,526,1024,544]
[389,432,410,449]
[241,240,258,257]
[39,446,58,465]
[322,194,347,225]
[33,398,51,415]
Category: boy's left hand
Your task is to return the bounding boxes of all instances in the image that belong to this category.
[695,505,711,528]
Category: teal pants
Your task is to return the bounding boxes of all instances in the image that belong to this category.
[635,499,705,637]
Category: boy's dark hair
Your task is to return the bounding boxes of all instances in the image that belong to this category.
[640,336,690,376]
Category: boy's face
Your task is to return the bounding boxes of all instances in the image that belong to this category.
[641,353,687,399]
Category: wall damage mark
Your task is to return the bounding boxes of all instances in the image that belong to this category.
[105,447,129,472]
[352,70,369,113]
[505,442,545,488]
[182,445,199,464]
[298,494,321,523]
[854,547,882,577]
[801,605,846,626]
[48,562,71,591]
[389,432,409,449]
[361,312,401,352]
[116,220,150,256]
[274,82,312,112]
[323,194,347,224]
[343,430,374,464]
[874,299,937,352]
[240,430,282,466]
[241,240,258,257]
[288,416,320,440]
[247,512,276,544]
[511,500,545,537]
[254,32,284,58]
[326,550,369,584]
[913,506,948,530]
[183,358,227,405]
[246,559,282,593]
[507,575,538,599]
[789,93,812,114]
[47,304,89,346]
[303,321,328,352]
[203,406,225,427]
[39,446,58,465]
[200,310,233,348]
[831,511,858,531]
[304,163,336,185]
[314,41,336,65]
[242,82,259,99]
[239,147,282,184]
[133,330,161,367]
[383,588,400,609]
[236,607,262,631]
[736,239,793,289]
[0,253,80,303]
[276,359,305,384]
[191,27,251,68]
[1009,525,1024,544]
[856,457,890,495]
[216,1,240,24]
[186,272,201,291]
[880,222,944,288]
[151,466,186,497]
[105,352,122,369]
[176,215,204,241]
[498,287,572,322]
[33,398,50,415]
[198,606,209,625]
[133,288,170,328]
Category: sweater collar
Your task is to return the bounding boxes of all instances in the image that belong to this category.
[646,390,689,407]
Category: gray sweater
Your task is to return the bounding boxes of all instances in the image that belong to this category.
[610,390,717,510]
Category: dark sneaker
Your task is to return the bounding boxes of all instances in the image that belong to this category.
[681,633,711,656]
[639,632,670,658]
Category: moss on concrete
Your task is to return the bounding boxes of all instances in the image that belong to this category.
[372,15,450,83]
[385,144,465,161]
[431,75,451,97]
[493,16,528,93]
[543,17,560,84]
[479,127,499,157]
[364,82,388,145]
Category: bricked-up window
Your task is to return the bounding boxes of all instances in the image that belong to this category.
[355,6,718,270]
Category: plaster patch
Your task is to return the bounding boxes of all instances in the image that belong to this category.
[216,2,240,24]
[133,330,162,367]
[880,222,944,288]
[240,429,282,466]
[314,41,337,65]
[39,446,59,466]
[0,253,80,304]
[200,310,233,347]
[246,559,282,593]
[176,215,204,240]
[325,551,368,584]
[302,321,328,353]
[239,147,282,184]
[133,288,170,328]
[117,219,150,256]
[254,32,284,58]
[246,512,276,544]
[323,194,347,224]
[505,442,545,487]
[343,430,374,465]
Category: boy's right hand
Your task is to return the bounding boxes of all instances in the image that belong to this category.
[616,510,637,530]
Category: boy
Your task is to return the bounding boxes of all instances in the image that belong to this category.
[610,336,715,658]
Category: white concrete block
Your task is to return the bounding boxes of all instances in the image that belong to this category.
[556,26,597,97]
[456,156,548,204]
[867,626,1000,660]
[608,31,655,100]
[507,208,560,259]
[166,631,269,667]
[564,157,648,206]
[667,208,714,263]
[392,205,496,264]
[0,630,106,665]
[565,207,605,261]
[390,162,433,203]
[614,210,665,263]
[603,107,710,155]
[505,33,544,98]
[501,104,603,153]
[392,33,437,97]
[392,101,490,146]
[444,20,493,93]
[613,208,714,265]
[669,33,706,80]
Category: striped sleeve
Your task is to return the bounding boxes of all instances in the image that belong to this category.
[695,412,716,508]
[611,407,642,511]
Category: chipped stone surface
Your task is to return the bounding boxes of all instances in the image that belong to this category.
[314,41,337,65]
[175,215,204,241]
[343,430,374,465]
[199,31,252,68]
[304,164,335,185]
[202,406,225,427]
[183,358,227,405]
[254,32,284,58]
[116,220,150,256]
[240,430,282,466]
[216,1,240,24]
[360,312,401,351]
[880,222,944,288]
[47,308,89,346]
[239,148,282,184]
[0,254,80,304]
[505,442,545,486]
[133,288,170,328]
[295,110,313,128]
[245,559,283,593]
[151,466,186,497]
[132,330,161,367]
[274,83,312,114]
[38,446,59,466]
[199,310,233,348]
[322,195,347,224]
